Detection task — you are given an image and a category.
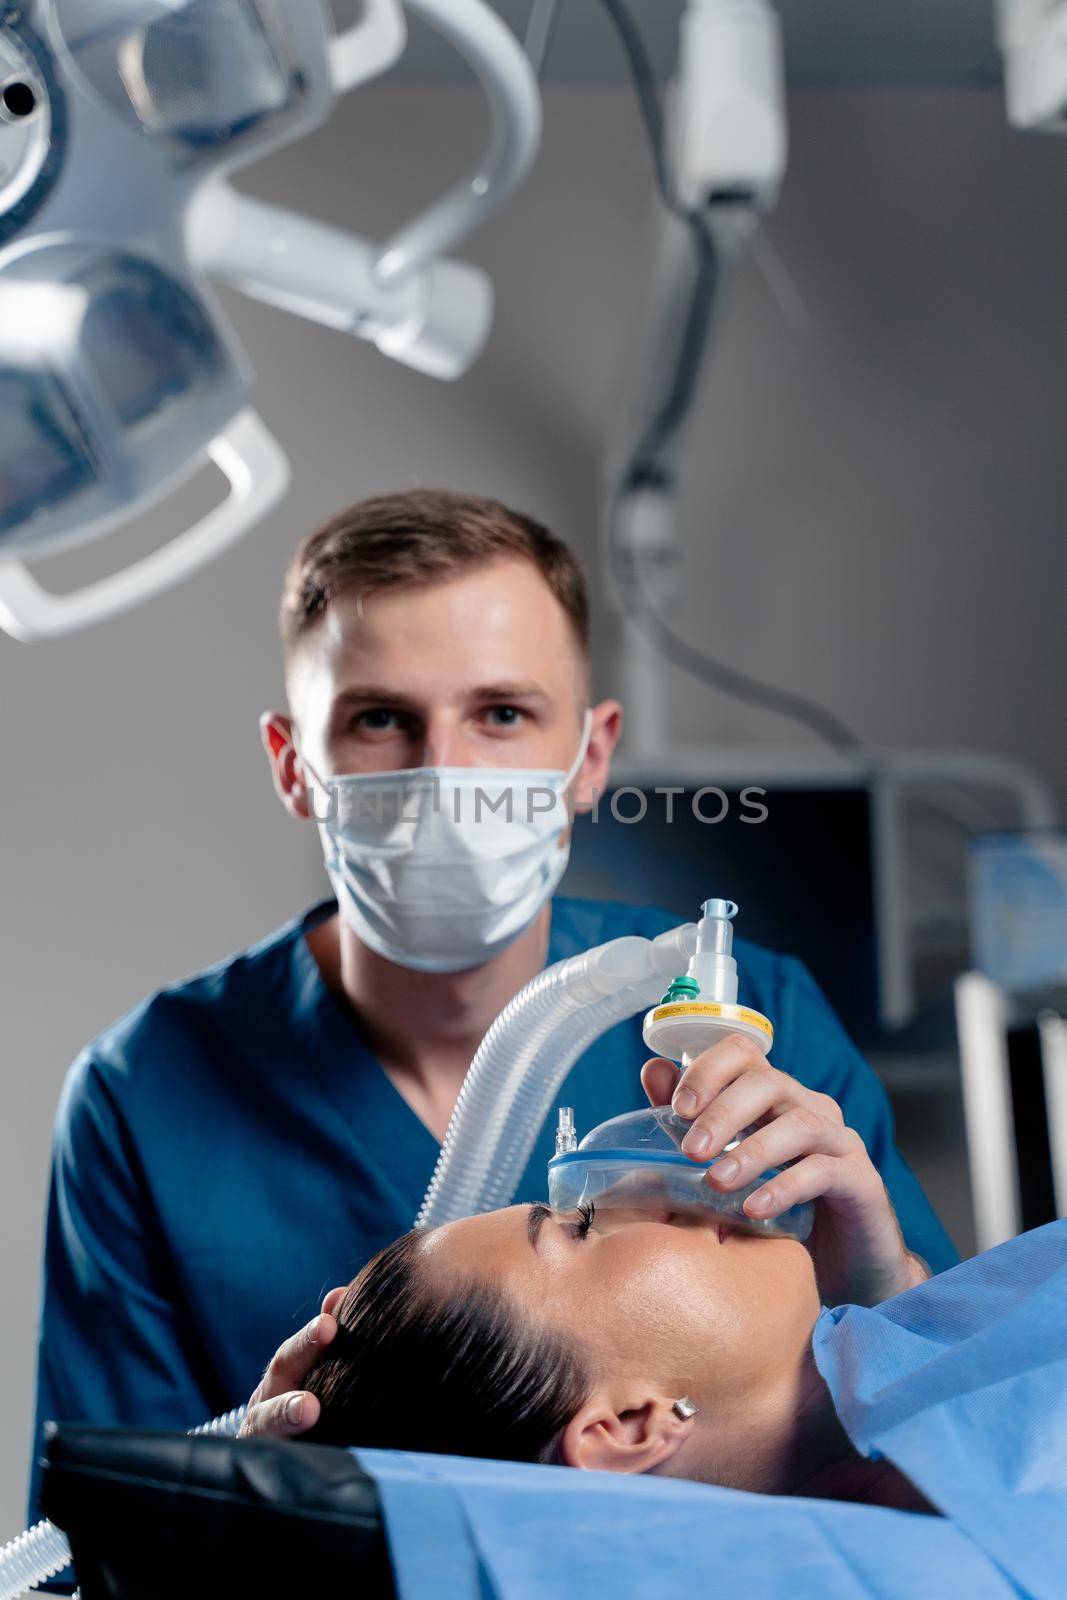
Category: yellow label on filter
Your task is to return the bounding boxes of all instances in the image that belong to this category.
[649,1002,774,1040]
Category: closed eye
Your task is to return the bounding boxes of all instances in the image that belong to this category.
[526,1202,596,1254]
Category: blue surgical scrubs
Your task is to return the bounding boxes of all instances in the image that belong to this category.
[29,895,957,1529]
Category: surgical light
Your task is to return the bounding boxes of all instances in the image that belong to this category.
[0,1,541,642]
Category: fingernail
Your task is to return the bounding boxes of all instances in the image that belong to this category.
[714,1156,740,1182]
[306,1316,321,1344]
[673,1088,697,1117]
[746,1191,772,1215]
[286,1394,304,1427]
[682,1128,711,1159]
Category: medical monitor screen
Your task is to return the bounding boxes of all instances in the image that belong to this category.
[563,784,880,1048]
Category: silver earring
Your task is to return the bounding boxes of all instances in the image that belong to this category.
[672,1396,699,1420]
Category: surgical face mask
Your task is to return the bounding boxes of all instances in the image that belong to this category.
[302,712,592,973]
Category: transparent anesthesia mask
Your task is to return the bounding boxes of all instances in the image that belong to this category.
[547,1105,814,1242]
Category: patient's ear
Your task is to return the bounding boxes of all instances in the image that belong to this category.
[559,1393,694,1475]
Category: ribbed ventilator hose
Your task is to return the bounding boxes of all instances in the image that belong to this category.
[416,922,695,1228]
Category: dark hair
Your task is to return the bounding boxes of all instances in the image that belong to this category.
[303,1230,595,1463]
[280,488,590,658]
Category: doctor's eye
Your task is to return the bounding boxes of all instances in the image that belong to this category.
[484,705,524,729]
[354,708,404,734]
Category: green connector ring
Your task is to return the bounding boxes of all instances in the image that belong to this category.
[660,974,701,1004]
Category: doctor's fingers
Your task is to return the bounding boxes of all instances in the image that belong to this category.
[678,1066,843,1165]
[670,1033,781,1122]
[641,1056,680,1107]
[741,1147,885,1224]
[704,1109,864,1194]
[248,1309,340,1407]
[239,1388,322,1440]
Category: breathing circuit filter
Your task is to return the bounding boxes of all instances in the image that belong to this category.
[643,897,774,1061]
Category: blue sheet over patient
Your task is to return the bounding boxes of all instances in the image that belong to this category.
[359,1448,1015,1600]
[814,1218,1067,1599]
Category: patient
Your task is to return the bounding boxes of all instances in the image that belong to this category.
[301,1204,933,1512]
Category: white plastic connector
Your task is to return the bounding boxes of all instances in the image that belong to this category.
[561,936,663,1004]
[686,898,740,1004]
[664,0,787,212]
[555,1106,578,1155]
[648,923,700,979]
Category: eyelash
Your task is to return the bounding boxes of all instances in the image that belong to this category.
[573,1202,596,1241]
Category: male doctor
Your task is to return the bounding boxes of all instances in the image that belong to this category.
[30,488,956,1507]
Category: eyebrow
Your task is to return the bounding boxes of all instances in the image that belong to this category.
[469,683,551,705]
[526,1202,551,1253]
[331,683,552,710]
[330,687,416,710]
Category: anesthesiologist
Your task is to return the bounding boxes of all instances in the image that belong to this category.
[30,488,957,1517]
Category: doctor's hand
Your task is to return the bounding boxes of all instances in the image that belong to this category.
[642,1036,929,1308]
[238,1286,347,1439]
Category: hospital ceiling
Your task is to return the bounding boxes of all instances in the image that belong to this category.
[366,1,1002,87]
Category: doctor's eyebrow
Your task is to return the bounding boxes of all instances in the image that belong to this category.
[468,684,551,704]
[330,684,551,710]
[332,687,417,708]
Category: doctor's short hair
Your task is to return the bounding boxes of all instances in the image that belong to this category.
[302,1228,595,1463]
[280,488,590,657]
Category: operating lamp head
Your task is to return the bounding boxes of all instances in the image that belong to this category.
[0,0,341,612]
[0,0,537,641]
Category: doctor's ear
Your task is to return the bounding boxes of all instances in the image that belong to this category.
[573,699,622,813]
[558,1391,694,1475]
[259,711,311,821]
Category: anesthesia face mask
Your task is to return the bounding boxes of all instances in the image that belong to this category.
[547,1104,814,1241]
[548,897,812,1241]
[0,0,540,640]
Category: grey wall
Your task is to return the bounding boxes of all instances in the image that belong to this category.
[2,82,1066,1536]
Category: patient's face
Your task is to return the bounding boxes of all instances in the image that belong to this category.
[419,1205,820,1418]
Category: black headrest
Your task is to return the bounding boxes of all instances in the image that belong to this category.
[41,1425,395,1600]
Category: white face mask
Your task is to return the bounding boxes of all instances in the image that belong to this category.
[300,712,593,972]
